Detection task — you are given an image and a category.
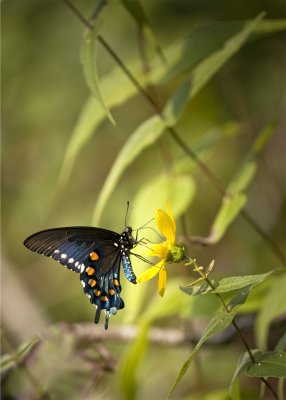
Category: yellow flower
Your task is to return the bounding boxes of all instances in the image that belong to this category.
[137,201,185,297]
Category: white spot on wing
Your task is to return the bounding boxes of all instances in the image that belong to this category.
[54,249,60,254]
[68,258,74,263]
[61,254,67,259]
[81,280,85,288]
[80,264,85,273]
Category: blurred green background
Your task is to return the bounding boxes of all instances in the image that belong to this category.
[2,1,286,399]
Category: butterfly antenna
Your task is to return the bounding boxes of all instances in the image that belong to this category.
[134,217,155,231]
[125,201,130,227]
[139,226,164,241]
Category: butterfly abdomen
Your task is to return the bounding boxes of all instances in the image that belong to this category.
[122,255,137,284]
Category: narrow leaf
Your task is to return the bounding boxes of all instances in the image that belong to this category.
[180,281,215,296]
[118,322,150,400]
[228,123,275,194]
[207,194,247,243]
[246,351,286,378]
[92,116,166,224]
[121,0,165,63]
[80,23,115,124]
[164,13,265,125]
[228,285,253,310]
[196,121,275,244]
[166,310,237,399]
[213,270,279,293]
[275,332,286,351]
[229,352,259,398]
[256,274,286,350]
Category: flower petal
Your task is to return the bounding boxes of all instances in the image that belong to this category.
[156,208,176,244]
[147,242,169,258]
[137,260,164,283]
[165,200,176,235]
[158,266,167,297]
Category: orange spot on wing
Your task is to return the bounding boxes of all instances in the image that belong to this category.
[95,289,101,296]
[101,295,108,302]
[108,289,115,296]
[86,267,95,276]
[114,279,120,286]
[90,251,99,261]
[89,279,96,287]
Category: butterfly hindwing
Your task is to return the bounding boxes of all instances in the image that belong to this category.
[80,248,125,329]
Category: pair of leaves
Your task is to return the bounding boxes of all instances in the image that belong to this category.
[169,270,283,398]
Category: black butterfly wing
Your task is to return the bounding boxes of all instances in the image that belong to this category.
[23,227,120,273]
[80,246,124,329]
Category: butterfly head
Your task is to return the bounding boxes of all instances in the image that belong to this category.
[120,226,137,249]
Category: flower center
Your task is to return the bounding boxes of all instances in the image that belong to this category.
[166,244,185,263]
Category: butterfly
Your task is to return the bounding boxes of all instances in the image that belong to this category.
[23,225,139,329]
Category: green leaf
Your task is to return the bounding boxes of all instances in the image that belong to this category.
[197,121,275,244]
[118,322,150,400]
[92,116,166,224]
[256,274,286,350]
[58,97,103,185]
[166,310,237,399]
[58,67,138,185]
[254,19,286,34]
[229,351,259,398]
[159,19,286,84]
[275,332,286,351]
[80,22,115,125]
[207,194,247,243]
[180,281,215,296]
[121,0,165,63]
[213,271,279,293]
[228,123,275,194]
[0,336,40,375]
[246,351,286,378]
[164,13,265,125]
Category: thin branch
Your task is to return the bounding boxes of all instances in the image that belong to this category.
[63,0,286,268]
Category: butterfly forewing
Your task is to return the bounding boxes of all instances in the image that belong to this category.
[24,227,120,273]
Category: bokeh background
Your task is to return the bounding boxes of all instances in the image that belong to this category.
[2,1,286,399]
